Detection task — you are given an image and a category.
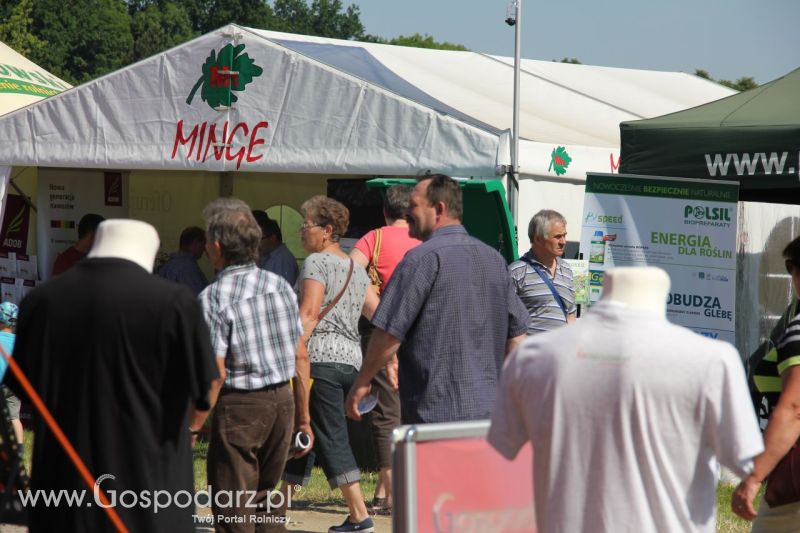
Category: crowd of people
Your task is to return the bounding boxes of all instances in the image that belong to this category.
[1,173,798,533]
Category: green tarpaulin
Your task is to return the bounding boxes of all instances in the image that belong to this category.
[620,68,800,203]
[366,178,518,262]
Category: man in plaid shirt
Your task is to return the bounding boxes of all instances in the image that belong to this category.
[193,198,310,532]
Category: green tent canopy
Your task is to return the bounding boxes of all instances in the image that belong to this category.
[620,68,800,203]
[366,178,518,262]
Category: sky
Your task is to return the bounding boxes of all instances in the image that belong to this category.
[344,0,799,84]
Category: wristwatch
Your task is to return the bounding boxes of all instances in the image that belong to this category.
[189,427,202,435]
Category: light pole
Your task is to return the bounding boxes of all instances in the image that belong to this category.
[505,0,521,228]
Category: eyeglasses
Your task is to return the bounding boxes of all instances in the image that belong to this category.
[300,223,323,232]
[786,259,796,274]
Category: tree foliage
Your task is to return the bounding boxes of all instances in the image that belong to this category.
[272,0,364,40]
[1,0,473,84]
[365,33,467,51]
[694,68,758,92]
[719,76,758,92]
[130,2,194,61]
[0,0,46,57]
[29,0,134,84]
[694,68,712,80]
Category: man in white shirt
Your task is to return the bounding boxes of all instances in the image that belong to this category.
[488,267,763,533]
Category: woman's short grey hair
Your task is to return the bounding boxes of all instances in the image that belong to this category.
[528,209,567,240]
[206,207,261,265]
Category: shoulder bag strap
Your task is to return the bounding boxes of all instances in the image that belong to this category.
[371,228,382,267]
[520,256,569,320]
[366,229,383,291]
[318,258,354,321]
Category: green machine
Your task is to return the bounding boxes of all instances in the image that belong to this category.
[366,178,518,262]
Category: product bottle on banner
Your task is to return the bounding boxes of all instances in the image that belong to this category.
[589,231,606,264]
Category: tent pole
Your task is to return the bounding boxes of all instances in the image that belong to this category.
[219,172,234,197]
[508,0,522,229]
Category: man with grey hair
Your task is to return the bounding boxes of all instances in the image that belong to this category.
[509,209,576,335]
[193,198,309,532]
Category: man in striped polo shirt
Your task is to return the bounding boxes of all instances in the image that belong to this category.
[509,210,576,335]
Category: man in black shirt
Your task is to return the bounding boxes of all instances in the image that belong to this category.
[9,219,219,533]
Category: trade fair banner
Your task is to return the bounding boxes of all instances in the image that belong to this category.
[563,259,590,306]
[579,173,739,344]
[37,169,129,280]
[0,194,31,253]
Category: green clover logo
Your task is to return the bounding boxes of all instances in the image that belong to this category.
[186,44,263,110]
[548,146,572,176]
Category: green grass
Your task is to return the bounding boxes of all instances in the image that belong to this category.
[715,482,763,533]
[192,439,378,505]
[22,429,33,472]
[290,469,378,507]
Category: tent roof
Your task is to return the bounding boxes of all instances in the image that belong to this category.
[0,40,71,116]
[252,28,733,147]
[0,25,733,181]
[621,67,800,130]
[619,67,800,196]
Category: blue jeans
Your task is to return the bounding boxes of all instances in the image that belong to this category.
[283,362,361,488]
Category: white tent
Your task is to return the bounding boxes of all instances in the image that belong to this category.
[0,40,71,116]
[0,40,71,249]
[0,24,733,254]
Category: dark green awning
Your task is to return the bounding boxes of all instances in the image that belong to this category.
[620,68,800,202]
[366,178,518,262]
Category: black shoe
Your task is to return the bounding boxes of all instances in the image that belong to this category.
[328,516,375,532]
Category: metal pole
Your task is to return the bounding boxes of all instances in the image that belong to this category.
[507,0,522,229]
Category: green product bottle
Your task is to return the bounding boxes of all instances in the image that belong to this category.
[589,230,605,264]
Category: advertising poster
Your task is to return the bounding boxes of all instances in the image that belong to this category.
[37,169,129,280]
[0,194,31,253]
[563,258,590,306]
[580,173,738,344]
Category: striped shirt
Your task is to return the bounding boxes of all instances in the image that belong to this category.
[199,262,302,390]
[754,301,798,397]
[509,252,576,335]
[775,311,800,376]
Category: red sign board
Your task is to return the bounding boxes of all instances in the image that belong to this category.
[415,438,535,533]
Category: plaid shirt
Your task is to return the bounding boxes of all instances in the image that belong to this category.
[199,263,302,390]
